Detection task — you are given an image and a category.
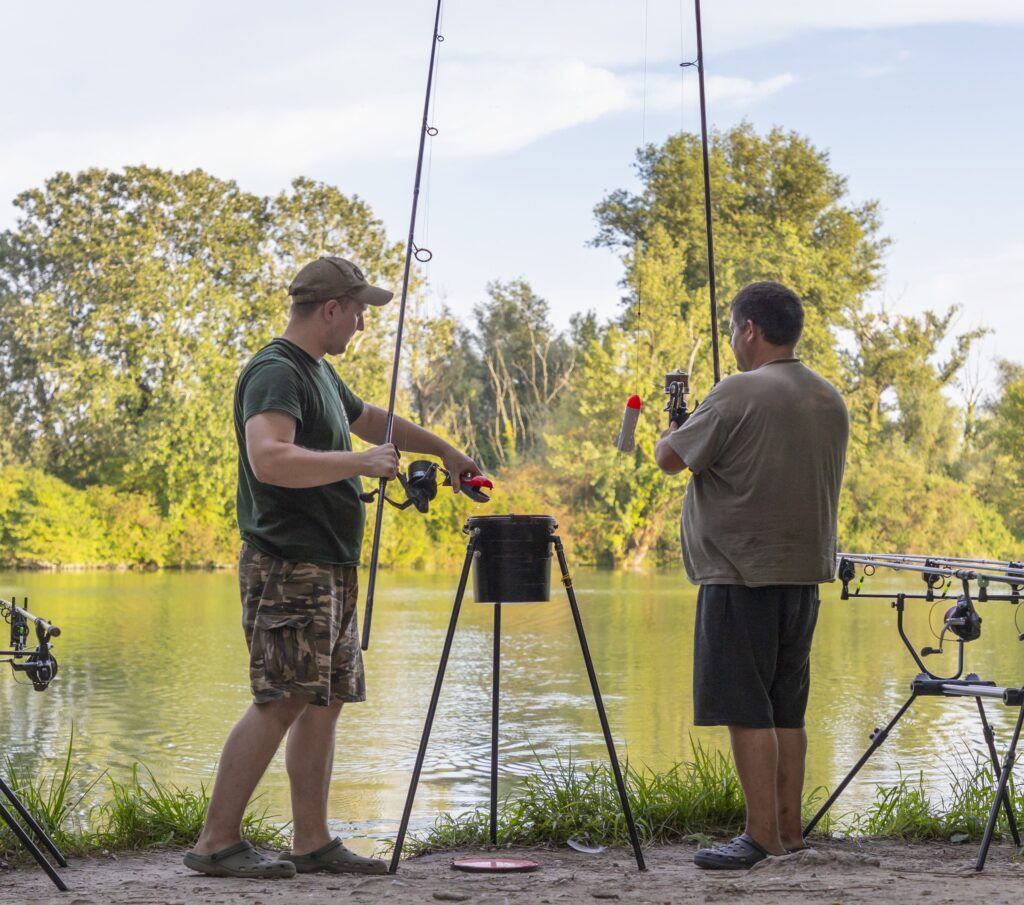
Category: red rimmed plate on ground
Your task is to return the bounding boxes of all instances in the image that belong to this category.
[450,857,539,873]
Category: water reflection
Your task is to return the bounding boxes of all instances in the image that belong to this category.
[2,568,1023,845]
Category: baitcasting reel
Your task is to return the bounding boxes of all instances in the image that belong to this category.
[664,370,694,428]
[2,596,60,691]
[360,459,493,514]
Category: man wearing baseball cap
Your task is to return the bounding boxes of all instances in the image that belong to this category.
[185,256,483,879]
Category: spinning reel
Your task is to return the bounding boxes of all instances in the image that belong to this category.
[360,459,493,514]
[664,370,694,428]
[1,596,60,691]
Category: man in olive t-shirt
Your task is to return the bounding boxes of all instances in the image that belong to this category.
[654,281,849,871]
[185,257,482,880]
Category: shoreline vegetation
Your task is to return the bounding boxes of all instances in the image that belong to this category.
[3,739,1020,868]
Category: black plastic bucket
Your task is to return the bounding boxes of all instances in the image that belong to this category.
[466,515,556,603]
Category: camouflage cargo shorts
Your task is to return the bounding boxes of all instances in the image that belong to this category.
[239,543,366,707]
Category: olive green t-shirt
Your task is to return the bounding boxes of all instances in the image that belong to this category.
[234,338,366,565]
[665,359,849,586]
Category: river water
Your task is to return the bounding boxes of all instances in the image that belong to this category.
[2,566,1023,848]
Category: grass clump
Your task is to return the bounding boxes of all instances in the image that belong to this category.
[401,742,758,856]
[850,750,1021,841]
[94,765,287,852]
[0,735,287,864]
[404,742,1018,855]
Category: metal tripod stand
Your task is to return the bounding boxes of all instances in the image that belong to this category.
[388,530,646,873]
[803,593,1024,871]
[0,772,68,891]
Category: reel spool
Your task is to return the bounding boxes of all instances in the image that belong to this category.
[664,370,692,427]
[361,460,493,513]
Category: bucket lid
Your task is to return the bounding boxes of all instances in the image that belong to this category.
[465,514,556,528]
[450,856,539,873]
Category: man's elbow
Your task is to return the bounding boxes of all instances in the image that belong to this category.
[249,448,280,484]
[655,442,686,475]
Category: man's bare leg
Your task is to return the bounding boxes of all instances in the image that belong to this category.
[775,727,808,851]
[193,697,309,854]
[286,700,344,854]
[728,727,786,855]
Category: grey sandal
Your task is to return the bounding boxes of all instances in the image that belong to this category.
[183,840,297,879]
[279,837,387,875]
[694,833,772,870]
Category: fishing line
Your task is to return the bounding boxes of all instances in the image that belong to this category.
[633,0,649,395]
[616,0,651,454]
[420,1,445,313]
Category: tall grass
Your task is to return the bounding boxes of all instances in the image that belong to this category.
[3,737,1019,865]
[400,743,774,856]
[851,750,1022,840]
[0,736,287,864]
[402,742,1018,855]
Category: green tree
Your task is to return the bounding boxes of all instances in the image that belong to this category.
[548,124,888,565]
[0,168,408,565]
[966,363,1024,539]
[593,123,887,382]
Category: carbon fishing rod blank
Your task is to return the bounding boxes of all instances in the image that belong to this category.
[615,395,643,453]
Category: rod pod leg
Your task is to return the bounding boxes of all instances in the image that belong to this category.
[389,537,476,874]
[975,698,1021,847]
[0,775,68,866]
[976,702,1024,872]
[553,538,646,871]
[803,694,917,838]
[0,796,67,891]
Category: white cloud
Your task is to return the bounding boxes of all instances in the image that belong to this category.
[0,59,794,223]
[875,243,1024,389]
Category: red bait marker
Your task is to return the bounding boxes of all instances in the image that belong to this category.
[615,395,643,453]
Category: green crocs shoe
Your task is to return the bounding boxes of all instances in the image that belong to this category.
[184,840,297,879]
[279,837,387,875]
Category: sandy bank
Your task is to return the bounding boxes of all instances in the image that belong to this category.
[3,838,1023,905]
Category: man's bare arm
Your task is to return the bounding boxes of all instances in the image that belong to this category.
[654,423,687,475]
[351,404,482,491]
[246,410,398,488]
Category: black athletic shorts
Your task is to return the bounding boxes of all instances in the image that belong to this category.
[693,583,820,729]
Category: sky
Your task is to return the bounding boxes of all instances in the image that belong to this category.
[2,1,1022,389]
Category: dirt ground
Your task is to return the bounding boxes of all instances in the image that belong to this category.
[2,839,1023,905]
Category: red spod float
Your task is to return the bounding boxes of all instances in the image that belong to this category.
[615,394,643,453]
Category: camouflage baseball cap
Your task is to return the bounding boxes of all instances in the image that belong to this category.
[288,256,393,307]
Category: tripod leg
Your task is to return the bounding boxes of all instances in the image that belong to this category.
[976,702,1024,872]
[554,539,646,871]
[0,775,68,866]
[976,698,1021,847]
[490,603,501,845]
[388,539,475,875]
[0,797,67,891]
[803,694,917,837]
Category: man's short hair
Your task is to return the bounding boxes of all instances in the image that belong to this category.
[730,281,804,346]
[289,292,357,319]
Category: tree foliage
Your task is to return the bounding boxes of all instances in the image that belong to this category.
[0,126,1019,568]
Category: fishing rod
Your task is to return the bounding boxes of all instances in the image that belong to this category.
[360,0,445,652]
[693,0,721,387]
[838,553,1024,591]
[616,0,721,453]
[854,552,1024,575]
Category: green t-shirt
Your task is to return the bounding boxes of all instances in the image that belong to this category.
[234,338,366,565]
